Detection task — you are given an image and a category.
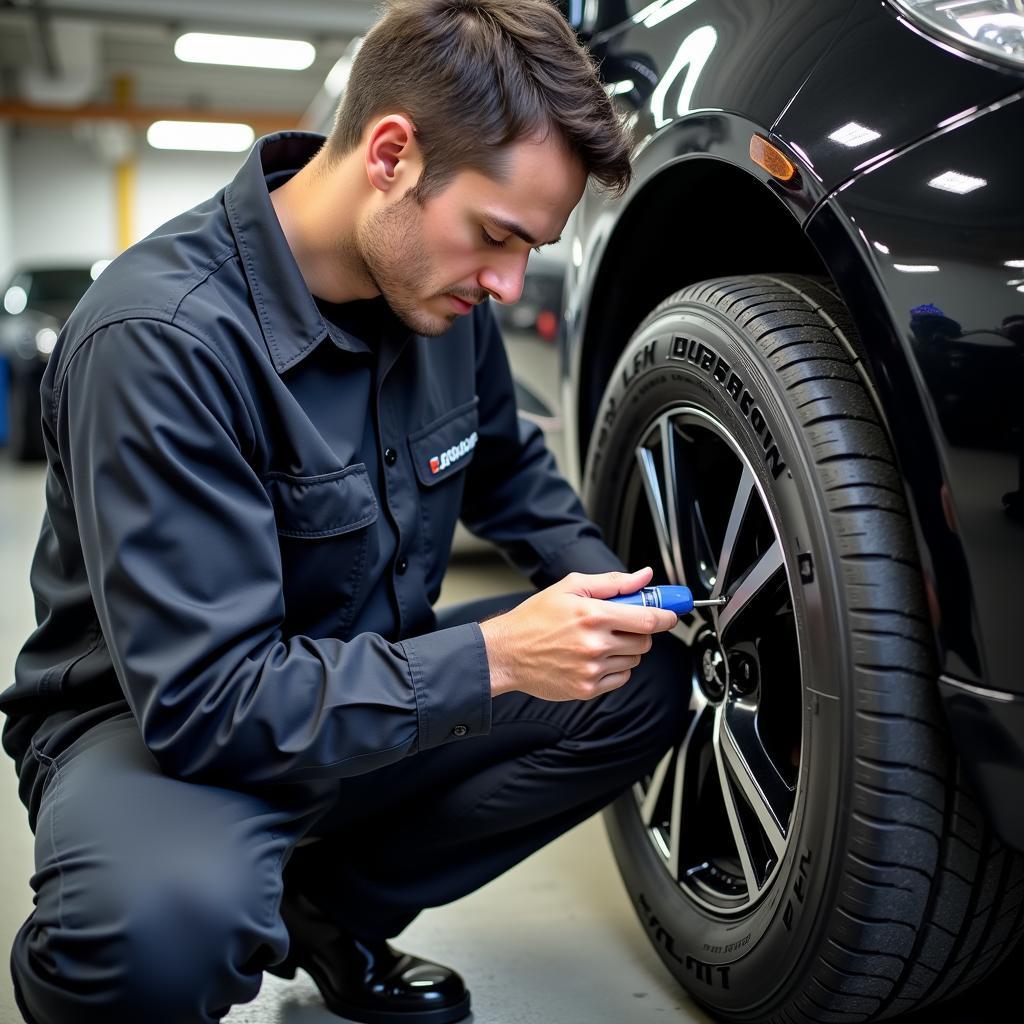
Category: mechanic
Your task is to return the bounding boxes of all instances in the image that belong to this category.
[0,2,689,1022]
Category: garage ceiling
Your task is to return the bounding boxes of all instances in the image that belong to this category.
[0,0,382,131]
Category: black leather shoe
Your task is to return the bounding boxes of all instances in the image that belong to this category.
[268,888,471,1024]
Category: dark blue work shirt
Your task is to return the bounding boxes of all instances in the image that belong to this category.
[0,132,621,793]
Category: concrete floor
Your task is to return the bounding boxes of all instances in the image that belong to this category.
[0,454,714,1024]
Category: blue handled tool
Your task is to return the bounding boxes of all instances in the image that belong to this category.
[607,585,727,616]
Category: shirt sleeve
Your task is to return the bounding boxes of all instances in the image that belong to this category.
[460,303,626,587]
[56,318,490,785]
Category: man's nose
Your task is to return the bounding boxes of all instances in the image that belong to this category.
[479,251,529,305]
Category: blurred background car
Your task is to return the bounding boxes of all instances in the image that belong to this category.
[0,260,107,461]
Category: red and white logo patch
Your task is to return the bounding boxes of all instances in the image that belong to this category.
[428,431,478,476]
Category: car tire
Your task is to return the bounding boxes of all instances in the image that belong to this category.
[583,274,1024,1021]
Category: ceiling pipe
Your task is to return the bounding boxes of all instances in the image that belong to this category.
[19,17,100,106]
[29,0,60,78]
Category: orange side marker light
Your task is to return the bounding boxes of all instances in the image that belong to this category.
[749,134,796,182]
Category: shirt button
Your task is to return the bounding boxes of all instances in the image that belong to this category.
[384,447,397,466]
[396,556,408,575]
[452,724,468,737]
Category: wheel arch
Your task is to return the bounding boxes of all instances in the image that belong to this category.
[573,157,826,470]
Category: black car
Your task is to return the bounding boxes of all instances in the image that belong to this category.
[1,263,101,461]
[555,1,1024,1020]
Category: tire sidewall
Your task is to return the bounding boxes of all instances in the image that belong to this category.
[584,298,849,1014]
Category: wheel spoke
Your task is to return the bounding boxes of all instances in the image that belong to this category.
[658,415,688,587]
[710,464,755,601]
[717,538,784,637]
[720,698,791,860]
[639,745,675,827]
[691,497,718,588]
[668,690,712,881]
[635,444,677,585]
[712,707,761,898]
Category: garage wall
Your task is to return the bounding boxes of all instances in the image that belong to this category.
[135,146,246,241]
[8,127,246,271]
[10,129,114,268]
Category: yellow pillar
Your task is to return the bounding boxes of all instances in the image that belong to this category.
[113,74,135,252]
[115,158,135,253]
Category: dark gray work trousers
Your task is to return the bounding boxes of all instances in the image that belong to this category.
[8,591,690,1024]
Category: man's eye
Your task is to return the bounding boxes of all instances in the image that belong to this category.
[481,229,506,248]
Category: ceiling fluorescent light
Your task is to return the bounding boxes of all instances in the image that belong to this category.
[147,120,255,152]
[828,121,881,147]
[893,263,940,273]
[175,32,315,71]
[927,170,987,194]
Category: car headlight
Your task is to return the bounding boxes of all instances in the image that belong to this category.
[891,1,1024,67]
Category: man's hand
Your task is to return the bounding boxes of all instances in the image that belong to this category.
[479,567,677,700]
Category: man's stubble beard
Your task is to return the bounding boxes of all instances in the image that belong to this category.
[355,191,455,338]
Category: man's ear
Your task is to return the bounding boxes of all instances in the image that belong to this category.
[365,115,422,194]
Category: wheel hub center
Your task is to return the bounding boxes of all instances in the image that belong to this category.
[696,629,728,703]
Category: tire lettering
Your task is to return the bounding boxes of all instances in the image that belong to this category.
[622,339,657,388]
[799,552,814,584]
[636,893,682,964]
[637,890,738,988]
[782,848,813,931]
[667,337,788,479]
[703,934,751,954]
[685,956,732,989]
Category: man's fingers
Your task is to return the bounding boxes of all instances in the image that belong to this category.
[594,669,632,694]
[612,634,656,657]
[604,653,643,674]
[562,566,653,600]
[596,601,677,635]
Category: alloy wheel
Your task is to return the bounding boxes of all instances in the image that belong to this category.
[616,405,804,915]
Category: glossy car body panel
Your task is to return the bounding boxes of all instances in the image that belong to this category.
[940,673,1024,851]
[593,0,853,136]
[561,0,1024,847]
[820,94,1024,694]
[773,0,1023,189]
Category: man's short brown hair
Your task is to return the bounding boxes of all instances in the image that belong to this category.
[326,0,632,199]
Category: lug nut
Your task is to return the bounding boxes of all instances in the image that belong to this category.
[729,653,758,695]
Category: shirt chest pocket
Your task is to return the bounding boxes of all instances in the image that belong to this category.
[407,397,479,572]
[265,463,379,636]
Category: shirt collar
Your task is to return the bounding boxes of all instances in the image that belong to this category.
[223,131,374,373]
